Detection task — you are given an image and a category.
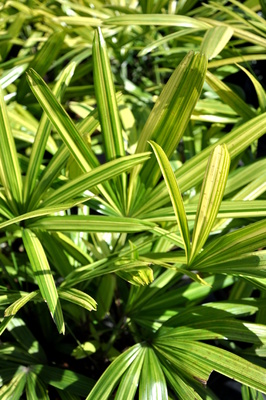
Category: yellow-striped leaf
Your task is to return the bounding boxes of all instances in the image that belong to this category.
[26,216,155,233]
[200,26,233,60]
[0,87,23,212]
[104,14,210,29]
[189,144,230,265]
[22,229,65,334]
[58,288,97,312]
[24,62,76,204]
[4,291,39,317]
[17,31,66,101]
[149,141,190,262]
[86,344,142,400]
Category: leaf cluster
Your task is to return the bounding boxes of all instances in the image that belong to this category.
[0,0,266,399]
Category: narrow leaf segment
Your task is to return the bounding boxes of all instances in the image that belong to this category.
[189,144,230,265]
[22,229,65,334]
[150,141,190,262]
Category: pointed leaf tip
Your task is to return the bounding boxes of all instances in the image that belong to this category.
[149,141,191,262]
[189,144,230,265]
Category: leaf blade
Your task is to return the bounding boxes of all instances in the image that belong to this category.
[0,87,22,211]
[149,141,190,261]
[190,144,231,264]
[24,62,76,204]
[22,229,65,334]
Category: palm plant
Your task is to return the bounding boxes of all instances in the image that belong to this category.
[0,0,266,399]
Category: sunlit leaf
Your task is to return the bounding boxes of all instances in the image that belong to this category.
[24,62,76,204]
[27,216,155,233]
[58,288,97,312]
[104,14,210,28]
[193,219,266,268]
[86,344,142,400]
[139,346,168,400]
[17,30,66,101]
[189,144,230,264]
[0,87,22,212]
[149,141,190,261]
[0,367,26,400]
[200,26,233,59]
[22,229,65,334]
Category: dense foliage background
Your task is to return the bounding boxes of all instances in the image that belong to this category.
[0,0,266,399]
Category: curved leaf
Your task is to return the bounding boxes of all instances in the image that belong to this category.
[86,344,142,400]
[149,141,190,261]
[22,229,65,334]
[190,144,230,264]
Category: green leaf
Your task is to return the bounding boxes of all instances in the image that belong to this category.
[241,385,265,400]
[7,317,46,363]
[26,372,49,400]
[224,159,266,197]
[154,343,211,386]
[134,51,207,190]
[0,202,83,231]
[0,87,22,212]
[0,316,14,336]
[0,13,25,61]
[61,258,154,289]
[138,112,266,216]
[162,365,203,400]
[0,343,40,365]
[139,346,168,400]
[152,226,185,249]
[58,288,97,312]
[93,27,126,210]
[37,231,74,277]
[51,232,92,265]
[26,69,97,174]
[104,14,210,28]
[52,16,101,26]
[27,145,72,211]
[163,299,262,327]
[138,29,201,56]
[93,28,125,162]
[158,319,266,344]
[27,216,155,233]
[4,291,39,317]
[116,263,154,286]
[0,64,28,89]
[200,26,234,60]
[204,17,266,49]
[143,200,266,222]
[0,197,14,220]
[27,103,101,210]
[42,152,150,207]
[149,141,190,261]
[86,344,142,400]
[127,274,234,315]
[157,340,266,393]
[22,229,65,334]
[196,251,266,279]
[193,219,266,268]
[115,347,146,400]
[236,63,266,113]
[0,367,27,400]
[206,70,257,120]
[26,69,121,213]
[94,275,115,320]
[72,341,99,360]
[17,30,66,101]
[189,144,230,264]
[24,62,76,204]
[32,365,95,397]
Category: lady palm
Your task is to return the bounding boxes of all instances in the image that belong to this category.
[0,0,266,398]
